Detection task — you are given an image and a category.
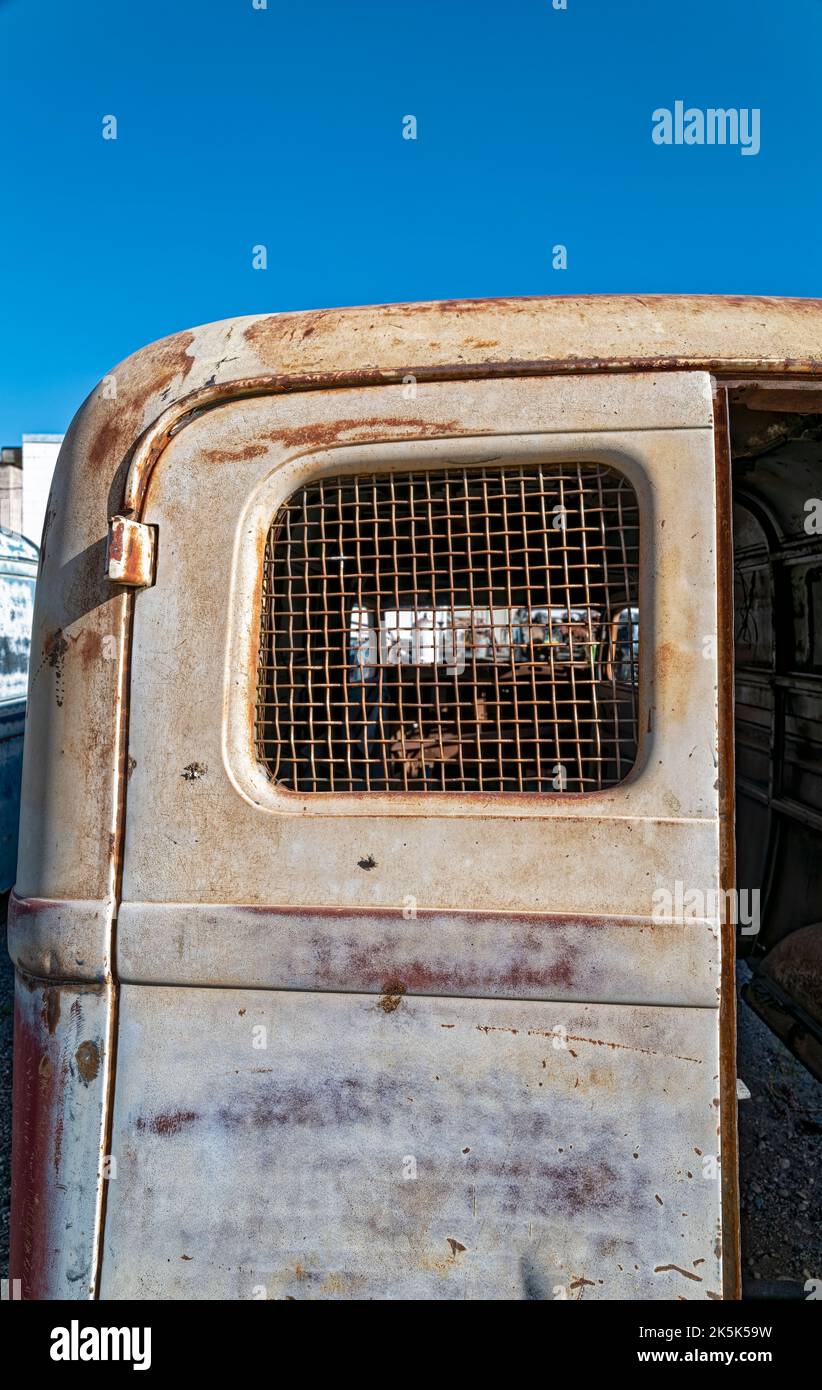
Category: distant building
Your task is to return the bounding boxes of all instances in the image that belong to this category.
[0,447,24,534]
[22,434,64,547]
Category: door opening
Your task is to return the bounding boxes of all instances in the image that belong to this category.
[730,388,822,1078]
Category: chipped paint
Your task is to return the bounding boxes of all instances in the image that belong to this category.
[14,295,812,1299]
[9,974,111,1299]
[100,985,725,1301]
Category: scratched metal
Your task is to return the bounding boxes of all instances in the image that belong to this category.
[100,984,724,1301]
[9,973,111,1299]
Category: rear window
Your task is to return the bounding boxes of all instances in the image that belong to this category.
[255,460,640,793]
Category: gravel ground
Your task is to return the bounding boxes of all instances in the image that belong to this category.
[736,958,822,1298]
[0,923,819,1295]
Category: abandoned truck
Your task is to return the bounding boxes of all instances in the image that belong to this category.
[8,295,822,1300]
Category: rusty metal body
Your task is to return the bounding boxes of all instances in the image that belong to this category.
[8,295,822,1300]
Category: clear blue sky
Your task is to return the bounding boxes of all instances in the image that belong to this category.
[1,0,820,443]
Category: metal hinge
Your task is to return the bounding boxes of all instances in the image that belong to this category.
[105,515,157,588]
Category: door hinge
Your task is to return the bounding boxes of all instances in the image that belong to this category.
[105,515,157,588]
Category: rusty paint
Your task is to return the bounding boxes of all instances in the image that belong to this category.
[86,329,196,474]
[75,1040,101,1085]
[712,385,742,1302]
[19,297,817,1301]
[41,986,61,1035]
[136,1110,200,1137]
[654,1263,703,1282]
[116,903,720,1008]
[106,516,156,587]
[100,984,724,1299]
[377,981,406,1013]
[39,629,70,706]
[730,383,822,412]
[111,296,822,517]
[10,974,110,1299]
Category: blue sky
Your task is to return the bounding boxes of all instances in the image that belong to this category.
[1,0,820,443]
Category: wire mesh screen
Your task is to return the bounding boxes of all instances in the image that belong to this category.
[255,461,640,793]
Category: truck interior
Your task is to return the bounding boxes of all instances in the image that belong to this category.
[730,386,822,1080]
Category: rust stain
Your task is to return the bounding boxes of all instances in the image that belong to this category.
[654,1264,703,1282]
[202,440,272,463]
[106,515,155,587]
[377,981,406,1014]
[42,630,70,706]
[77,629,103,674]
[87,330,196,473]
[31,627,104,707]
[75,1041,101,1086]
[136,1110,199,1137]
[258,415,463,455]
[54,1111,63,1176]
[304,930,578,998]
[41,988,60,1036]
[526,1028,703,1065]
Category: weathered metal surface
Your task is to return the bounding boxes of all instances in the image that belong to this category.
[101,983,724,1301]
[98,368,730,1297]
[105,516,156,588]
[9,971,112,1299]
[121,377,720,910]
[7,892,112,981]
[114,297,822,518]
[17,298,820,910]
[116,904,719,1006]
[16,295,802,1300]
[712,387,741,1300]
